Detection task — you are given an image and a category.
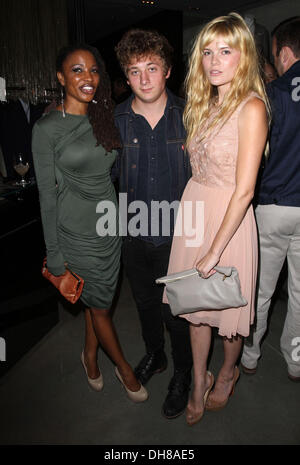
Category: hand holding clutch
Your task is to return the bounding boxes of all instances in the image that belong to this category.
[156,266,247,317]
[41,258,84,304]
[195,250,220,279]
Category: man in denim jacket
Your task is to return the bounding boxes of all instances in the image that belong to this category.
[241,17,300,381]
[113,29,193,418]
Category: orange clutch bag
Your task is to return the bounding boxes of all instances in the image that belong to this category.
[41,258,84,304]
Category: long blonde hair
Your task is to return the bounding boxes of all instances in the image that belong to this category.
[184,12,270,145]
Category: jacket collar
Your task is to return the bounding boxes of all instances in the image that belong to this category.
[285,59,300,75]
[275,59,300,85]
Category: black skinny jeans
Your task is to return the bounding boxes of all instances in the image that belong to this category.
[122,237,193,372]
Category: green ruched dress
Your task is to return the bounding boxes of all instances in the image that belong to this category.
[32,110,121,309]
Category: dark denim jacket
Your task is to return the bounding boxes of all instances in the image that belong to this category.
[112,89,191,206]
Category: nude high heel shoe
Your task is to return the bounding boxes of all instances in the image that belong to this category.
[115,367,148,403]
[205,366,240,411]
[186,371,214,426]
[81,351,104,392]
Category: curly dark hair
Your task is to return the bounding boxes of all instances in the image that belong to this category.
[56,43,121,152]
[115,29,173,75]
[272,17,300,58]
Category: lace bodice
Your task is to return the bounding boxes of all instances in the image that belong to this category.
[188,93,259,188]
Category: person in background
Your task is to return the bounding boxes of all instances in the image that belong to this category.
[165,12,269,425]
[263,59,277,83]
[113,29,193,419]
[241,17,300,382]
[112,76,131,104]
[32,44,148,403]
[0,98,45,180]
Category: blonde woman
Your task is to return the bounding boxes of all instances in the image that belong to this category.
[164,13,269,424]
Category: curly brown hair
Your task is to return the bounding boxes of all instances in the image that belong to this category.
[115,29,173,75]
[56,44,121,152]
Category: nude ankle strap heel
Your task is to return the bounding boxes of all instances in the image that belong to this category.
[205,366,240,411]
[186,371,214,426]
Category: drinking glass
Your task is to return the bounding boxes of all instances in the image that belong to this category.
[13,153,30,186]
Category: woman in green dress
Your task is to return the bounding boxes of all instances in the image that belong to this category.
[32,44,148,402]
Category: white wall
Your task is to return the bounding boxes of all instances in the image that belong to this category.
[183,0,300,55]
[245,0,300,35]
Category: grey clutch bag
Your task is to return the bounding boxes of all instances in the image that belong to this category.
[156,266,247,316]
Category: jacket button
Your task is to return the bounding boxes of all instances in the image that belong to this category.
[133,138,138,143]
[130,188,134,192]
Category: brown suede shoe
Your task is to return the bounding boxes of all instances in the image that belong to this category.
[205,366,240,412]
[288,373,300,382]
[240,363,257,375]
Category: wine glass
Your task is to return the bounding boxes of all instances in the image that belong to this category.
[13,153,30,186]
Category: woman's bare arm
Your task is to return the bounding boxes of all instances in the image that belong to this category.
[196,97,268,277]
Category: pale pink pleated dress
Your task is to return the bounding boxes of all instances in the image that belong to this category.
[164,93,260,338]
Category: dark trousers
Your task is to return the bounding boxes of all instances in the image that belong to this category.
[122,237,193,372]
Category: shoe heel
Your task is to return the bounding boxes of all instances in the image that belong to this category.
[205,367,239,412]
[186,371,214,426]
[81,351,104,392]
[115,367,148,403]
